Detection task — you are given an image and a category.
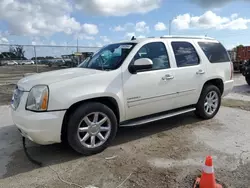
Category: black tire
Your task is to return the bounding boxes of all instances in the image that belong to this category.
[195,85,221,119]
[246,76,250,85]
[67,102,117,155]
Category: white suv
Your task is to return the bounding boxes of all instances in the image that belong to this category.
[11,36,234,155]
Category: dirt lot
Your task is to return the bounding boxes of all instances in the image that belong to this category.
[0,65,61,105]
[0,106,250,188]
[0,68,250,188]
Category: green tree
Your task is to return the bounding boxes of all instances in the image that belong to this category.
[232,44,244,52]
[9,45,25,59]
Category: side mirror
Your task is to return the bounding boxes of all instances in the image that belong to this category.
[129,58,153,74]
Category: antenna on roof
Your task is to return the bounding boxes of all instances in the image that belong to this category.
[131,36,136,40]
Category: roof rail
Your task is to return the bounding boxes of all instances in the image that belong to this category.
[160,35,215,40]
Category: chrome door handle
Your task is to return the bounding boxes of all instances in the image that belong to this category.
[196,69,205,75]
[162,74,174,80]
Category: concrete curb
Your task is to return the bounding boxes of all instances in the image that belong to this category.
[222,98,250,111]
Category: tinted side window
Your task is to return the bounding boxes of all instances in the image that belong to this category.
[171,42,199,67]
[198,42,230,63]
[134,42,170,70]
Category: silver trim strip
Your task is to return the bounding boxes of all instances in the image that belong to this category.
[127,89,196,106]
[128,92,176,103]
[120,108,195,127]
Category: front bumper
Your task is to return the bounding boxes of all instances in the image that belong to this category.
[11,92,66,145]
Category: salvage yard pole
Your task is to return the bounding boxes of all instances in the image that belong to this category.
[33,45,38,73]
[169,19,172,35]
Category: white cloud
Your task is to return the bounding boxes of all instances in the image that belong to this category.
[173,11,250,30]
[135,21,150,33]
[0,0,100,37]
[0,32,9,44]
[76,34,95,40]
[0,0,82,36]
[74,0,162,16]
[138,35,146,38]
[50,41,56,45]
[154,22,167,31]
[84,35,95,40]
[125,33,148,39]
[172,14,192,29]
[220,18,250,30]
[0,37,8,44]
[95,42,103,47]
[31,37,44,45]
[100,36,111,43]
[125,32,136,39]
[82,24,99,35]
[113,25,126,32]
[111,23,134,32]
[231,13,238,20]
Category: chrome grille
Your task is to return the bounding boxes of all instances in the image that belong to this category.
[11,86,23,110]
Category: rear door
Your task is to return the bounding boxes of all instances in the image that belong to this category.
[166,40,208,108]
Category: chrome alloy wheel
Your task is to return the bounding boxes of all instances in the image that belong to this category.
[77,112,111,148]
[204,91,219,115]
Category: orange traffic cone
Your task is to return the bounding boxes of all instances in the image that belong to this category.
[194,156,222,188]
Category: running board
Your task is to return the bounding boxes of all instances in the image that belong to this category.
[120,107,196,127]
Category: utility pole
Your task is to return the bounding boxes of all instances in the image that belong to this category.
[169,19,172,35]
[76,37,79,53]
[33,45,38,73]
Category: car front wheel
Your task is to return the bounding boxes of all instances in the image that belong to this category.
[67,102,118,155]
[195,85,221,119]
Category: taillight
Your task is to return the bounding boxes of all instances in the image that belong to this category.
[230,62,233,80]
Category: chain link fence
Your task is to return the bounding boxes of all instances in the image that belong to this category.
[0,44,100,105]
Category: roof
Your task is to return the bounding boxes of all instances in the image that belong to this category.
[160,35,215,40]
[120,35,217,44]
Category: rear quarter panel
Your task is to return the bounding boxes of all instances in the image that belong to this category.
[195,39,232,93]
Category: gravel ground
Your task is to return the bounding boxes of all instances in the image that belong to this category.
[0,106,250,188]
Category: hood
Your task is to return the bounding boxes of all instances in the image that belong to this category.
[18,68,102,91]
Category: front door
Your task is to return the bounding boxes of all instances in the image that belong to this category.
[122,41,178,120]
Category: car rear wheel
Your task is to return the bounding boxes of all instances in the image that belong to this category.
[195,85,221,119]
[67,102,117,155]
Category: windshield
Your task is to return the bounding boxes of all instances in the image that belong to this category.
[78,43,136,70]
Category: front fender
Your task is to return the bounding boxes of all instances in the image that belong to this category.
[47,71,126,121]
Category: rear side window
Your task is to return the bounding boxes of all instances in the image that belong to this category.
[198,42,230,63]
[171,42,199,67]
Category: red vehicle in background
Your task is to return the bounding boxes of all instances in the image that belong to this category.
[229,46,250,72]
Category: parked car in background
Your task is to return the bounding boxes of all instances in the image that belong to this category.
[48,58,65,67]
[11,36,234,156]
[0,60,8,66]
[6,60,18,65]
[19,60,35,65]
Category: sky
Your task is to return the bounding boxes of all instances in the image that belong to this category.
[1,0,250,57]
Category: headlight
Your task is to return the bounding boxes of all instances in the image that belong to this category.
[26,85,49,111]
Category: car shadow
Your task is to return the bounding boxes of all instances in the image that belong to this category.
[1,112,202,179]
